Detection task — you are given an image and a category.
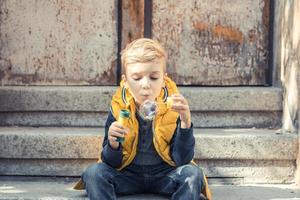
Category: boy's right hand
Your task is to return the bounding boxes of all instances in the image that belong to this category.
[108,121,128,150]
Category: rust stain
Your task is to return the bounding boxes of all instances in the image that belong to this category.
[128,0,143,21]
[248,29,257,42]
[1,58,39,84]
[0,59,39,84]
[193,21,209,31]
[128,0,144,41]
[0,59,12,84]
[213,24,244,43]
[87,59,116,85]
[193,21,244,43]
[122,0,144,49]
[9,73,39,84]
[262,0,270,31]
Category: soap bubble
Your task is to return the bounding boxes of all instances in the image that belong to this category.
[139,100,157,120]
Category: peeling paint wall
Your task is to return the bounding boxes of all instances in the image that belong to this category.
[0,0,117,85]
[0,0,272,86]
[152,0,270,85]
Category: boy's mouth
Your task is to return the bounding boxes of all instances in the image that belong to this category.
[141,94,150,100]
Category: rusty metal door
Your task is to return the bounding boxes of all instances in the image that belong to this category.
[0,0,271,86]
[122,0,271,86]
[0,0,118,86]
[152,0,270,85]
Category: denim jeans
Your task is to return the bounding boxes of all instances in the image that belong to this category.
[82,162,206,200]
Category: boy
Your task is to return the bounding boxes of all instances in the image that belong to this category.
[74,38,211,200]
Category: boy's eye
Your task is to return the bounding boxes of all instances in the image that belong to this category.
[150,77,159,80]
[132,77,142,81]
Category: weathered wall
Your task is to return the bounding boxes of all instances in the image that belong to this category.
[152,0,270,85]
[0,0,271,86]
[0,0,117,86]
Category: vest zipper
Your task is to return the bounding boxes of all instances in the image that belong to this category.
[152,116,169,164]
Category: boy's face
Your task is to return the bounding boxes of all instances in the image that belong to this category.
[123,58,165,106]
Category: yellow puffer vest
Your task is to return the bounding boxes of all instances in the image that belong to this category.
[112,76,179,169]
[74,77,211,200]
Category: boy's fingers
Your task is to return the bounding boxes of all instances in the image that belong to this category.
[112,122,125,129]
[171,94,183,100]
[171,103,189,111]
[110,122,128,134]
[172,102,188,108]
[108,135,119,142]
[109,131,125,138]
[110,126,128,135]
[170,95,187,104]
[171,93,182,97]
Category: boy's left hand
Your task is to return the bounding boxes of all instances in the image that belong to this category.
[170,94,191,129]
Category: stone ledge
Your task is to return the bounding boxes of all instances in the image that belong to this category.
[0,111,282,128]
[0,158,295,183]
[195,129,298,160]
[0,177,300,200]
[0,127,296,160]
[0,86,282,111]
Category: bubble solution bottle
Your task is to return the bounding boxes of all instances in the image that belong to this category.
[116,109,130,143]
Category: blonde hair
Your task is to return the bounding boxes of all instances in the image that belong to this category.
[121,38,167,72]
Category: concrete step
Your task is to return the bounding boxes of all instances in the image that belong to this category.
[0,127,297,183]
[0,86,282,128]
[0,176,300,200]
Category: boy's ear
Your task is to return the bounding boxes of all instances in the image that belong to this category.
[162,73,168,87]
[122,74,126,81]
[122,74,128,87]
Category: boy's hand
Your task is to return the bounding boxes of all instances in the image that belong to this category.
[170,94,191,129]
[108,121,128,150]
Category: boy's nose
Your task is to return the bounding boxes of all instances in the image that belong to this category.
[141,77,150,89]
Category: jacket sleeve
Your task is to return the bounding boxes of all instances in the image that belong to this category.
[170,119,195,166]
[101,111,123,168]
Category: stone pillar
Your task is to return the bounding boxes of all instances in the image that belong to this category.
[276,0,300,134]
[275,0,300,185]
[297,53,300,185]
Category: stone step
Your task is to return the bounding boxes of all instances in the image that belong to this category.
[0,86,282,128]
[0,127,297,183]
[0,177,300,200]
